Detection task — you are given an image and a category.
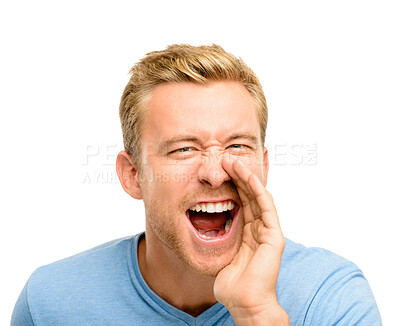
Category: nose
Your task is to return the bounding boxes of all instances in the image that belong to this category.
[197,150,231,189]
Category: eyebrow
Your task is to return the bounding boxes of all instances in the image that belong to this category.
[226,133,258,145]
[159,133,258,153]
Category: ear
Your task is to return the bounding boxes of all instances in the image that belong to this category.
[263,146,269,186]
[116,151,143,199]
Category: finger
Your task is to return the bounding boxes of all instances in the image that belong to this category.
[222,156,251,201]
[222,157,248,192]
[247,173,280,230]
[221,156,242,186]
[237,188,255,223]
[222,157,261,221]
[228,158,280,230]
[233,161,265,222]
[222,157,256,199]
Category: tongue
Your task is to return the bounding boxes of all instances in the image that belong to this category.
[190,212,227,231]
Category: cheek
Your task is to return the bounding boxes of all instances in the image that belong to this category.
[163,157,200,184]
[143,161,198,196]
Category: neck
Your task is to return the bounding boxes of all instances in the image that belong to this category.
[137,231,218,317]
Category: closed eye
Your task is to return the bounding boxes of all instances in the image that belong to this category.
[176,147,194,153]
[177,147,192,152]
[169,147,195,154]
[227,144,249,149]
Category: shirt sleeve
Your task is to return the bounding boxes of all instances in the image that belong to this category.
[306,270,382,326]
[11,282,35,326]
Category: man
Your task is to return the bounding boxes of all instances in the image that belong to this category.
[12,44,381,325]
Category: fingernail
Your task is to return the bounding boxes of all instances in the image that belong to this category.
[223,155,233,164]
[236,159,244,166]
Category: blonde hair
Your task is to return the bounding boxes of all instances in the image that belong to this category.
[119,44,268,165]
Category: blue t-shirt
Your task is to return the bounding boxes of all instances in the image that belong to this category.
[11,233,382,325]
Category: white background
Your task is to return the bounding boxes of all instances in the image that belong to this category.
[1,0,399,324]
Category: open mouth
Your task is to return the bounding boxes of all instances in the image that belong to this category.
[186,200,238,240]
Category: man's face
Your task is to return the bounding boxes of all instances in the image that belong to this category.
[138,81,268,276]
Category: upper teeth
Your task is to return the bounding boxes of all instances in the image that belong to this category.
[189,201,235,213]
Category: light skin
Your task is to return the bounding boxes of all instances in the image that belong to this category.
[116,81,290,325]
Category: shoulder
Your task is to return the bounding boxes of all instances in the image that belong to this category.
[12,235,138,325]
[278,238,359,308]
[29,235,134,283]
[280,238,359,281]
[278,238,381,325]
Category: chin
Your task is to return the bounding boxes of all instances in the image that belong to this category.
[184,242,241,277]
[188,258,231,277]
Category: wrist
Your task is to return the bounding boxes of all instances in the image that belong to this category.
[229,303,290,326]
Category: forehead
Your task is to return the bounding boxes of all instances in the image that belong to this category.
[142,81,260,144]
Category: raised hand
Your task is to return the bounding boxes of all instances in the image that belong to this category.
[214,158,290,325]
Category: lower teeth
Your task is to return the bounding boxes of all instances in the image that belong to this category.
[199,234,214,239]
[225,219,232,233]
